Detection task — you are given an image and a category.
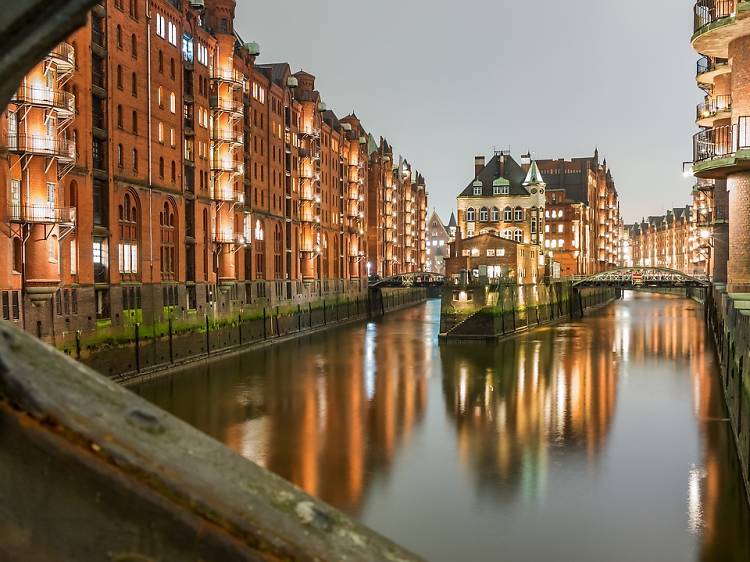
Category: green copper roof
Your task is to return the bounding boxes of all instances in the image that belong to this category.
[524,161,544,185]
[492,177,510,186]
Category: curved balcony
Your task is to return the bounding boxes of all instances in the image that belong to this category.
[697,56,730,86]
[9,204,76,225]
[210,158,243,175]
[211,68,244,87]
[693,116,750,178]
[12,87,75,115]
[696,94,732,126]
[212,128,243,145]
[210,96,243,117]
[214,232,247,245]
[45,43,75,70]
[8,134,75,162]
[692,0,750,58]
[212,188,245,204]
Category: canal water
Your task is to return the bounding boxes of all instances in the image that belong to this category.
[136,292,750,562]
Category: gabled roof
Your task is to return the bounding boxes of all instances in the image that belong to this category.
[458,154,530,198]
[428,210,450,238]
[448,212,457,228]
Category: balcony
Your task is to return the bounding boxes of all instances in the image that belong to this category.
[692,117,750,178]
[696,94,732,126]
[8,134,75,162]
[212,188,245,204]
[9,204,76,225]
[12,87,75,115]
[211,68,244,86]
[212,128,243,145]
[210,158,243,175]
[696,56,730,86]
[46,43,75,70]
[210,96,243,116]
[214,232,247,245]
[692,0,750,58]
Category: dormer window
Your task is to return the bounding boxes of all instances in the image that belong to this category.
[472,180,482,196]
[493,177,510,195]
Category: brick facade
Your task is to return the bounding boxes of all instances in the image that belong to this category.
[0,0,428,340]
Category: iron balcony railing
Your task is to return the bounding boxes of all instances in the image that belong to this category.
[694,0,736,33]
[8,204,76,224]
[211,188,245,204]
[12,86,75,113]
[8,134,76,161]
[209,157,243,174]
[46,42,75,68]
[209,96,243,115]
[697,56,729,76]
[211,68,244,85]
[694,116,750,162]
[212,128,243,144]
[214,232,246,245]
[697,94,732,121]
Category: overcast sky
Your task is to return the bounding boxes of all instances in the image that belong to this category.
[236,0,699,224]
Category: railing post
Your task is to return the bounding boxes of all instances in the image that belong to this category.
[134,323,141,373]
[75,329,81,360]
[205,315,210,357]
[168,317,174,364]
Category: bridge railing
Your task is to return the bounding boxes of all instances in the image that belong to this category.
[0,320,424,562]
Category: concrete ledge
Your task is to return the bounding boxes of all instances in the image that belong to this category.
[0,320,424,561]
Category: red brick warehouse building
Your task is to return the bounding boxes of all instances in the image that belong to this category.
[0,0,428,340]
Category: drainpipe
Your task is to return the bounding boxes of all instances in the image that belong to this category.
[146,0,155,325]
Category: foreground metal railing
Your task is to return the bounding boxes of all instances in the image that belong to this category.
[0,320,424,561]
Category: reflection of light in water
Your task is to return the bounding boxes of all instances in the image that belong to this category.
[364,323,377,401]
[555,366,567,439]
[688,464,706,534]
[316,373,327,431]
[459,363,469,414]
[692,375,701,420]
[518,349,526,396]
[532,342,541,391]
[229,417,269,468]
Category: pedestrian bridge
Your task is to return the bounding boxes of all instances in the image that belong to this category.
[371,272,446,288]
[572,267,709,289]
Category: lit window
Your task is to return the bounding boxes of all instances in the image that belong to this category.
[558,224,564,233]
[156,14,165,38]
[487,249,495,257]
[170,92,176,113]
[471,248,480,257]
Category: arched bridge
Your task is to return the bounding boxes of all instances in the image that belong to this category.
[371,272,446,288]
[573,267,709,289]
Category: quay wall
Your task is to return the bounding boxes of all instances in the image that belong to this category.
[707,285,750,507]
[60,287,426,384]
[439,281,617,342]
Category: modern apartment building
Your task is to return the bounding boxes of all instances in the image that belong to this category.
[536,151,621,276]
[0,0,427,340]
[690,0,744,288]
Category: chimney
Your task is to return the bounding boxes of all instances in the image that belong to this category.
[474,156,485,178]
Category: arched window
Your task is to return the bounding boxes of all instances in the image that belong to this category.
[159,157,164,178]
[116,25,123,49]
[160,200,176,279]
[171,161,176,183]
[158,51,164,73]
[479,207,489,222]
[169,92,176,114]
[466,207,476,222]
[502,229,513,240]
[170,58,176,79]
[131,34,137,58]
[116,104,123,128]
[514,207,524,222]
[491,207,500,221]
[132,148,138,171]
[118,193,139,275]
[67,181,78,208]
[504,207,512,222]
[116,65,123,89]
[117,144,123,168]
[131,73,137,97]
[514,229,523,243]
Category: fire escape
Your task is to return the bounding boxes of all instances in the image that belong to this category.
[298,101,323,281]
[7,42,77,247]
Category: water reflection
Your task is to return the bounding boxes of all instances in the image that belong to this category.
[137,294,750,562]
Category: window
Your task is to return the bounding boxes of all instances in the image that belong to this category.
[70,240,77,275]
[48,235,58,263]
[502,229,513,240]
[170,127,175,147]
[12,237,22,273]
[117,144,123,168]
[487,249,496,257]
[158,122,164,143]
[158,86,163,107]
[479,207,489,222]
[156,13,166,38]
[168,22,178,46]
[47,182,56,208]
[132,73,137,97]
[160,201,176,278]
[170,58,176,79]
[504,207,512,222]
[171,160,176,182]
[132,110,138,133]
[514,207,524,222]
[197,42,208,66]
[182,33,194,62]
[116,25,123,49]
[514,230,523,243]
[117,65,123,89]
[491,207,500,221]
[131,34,137,58]
[471,248,480,257]
[159,157,164,178]
[117,105,123,128]
[118,193,139,274]
[473,182,482,196]
[558,224,564,233]
[466,207,475,222]
[170,92,176,113]
[132,148,138,171]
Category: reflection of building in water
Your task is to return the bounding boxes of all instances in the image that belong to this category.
[441,324,618,500]
[215,320,429,515]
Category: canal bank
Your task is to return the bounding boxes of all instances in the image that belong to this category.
[137,293,750,562]
[62,287,426,385]
[706,285,750,507]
